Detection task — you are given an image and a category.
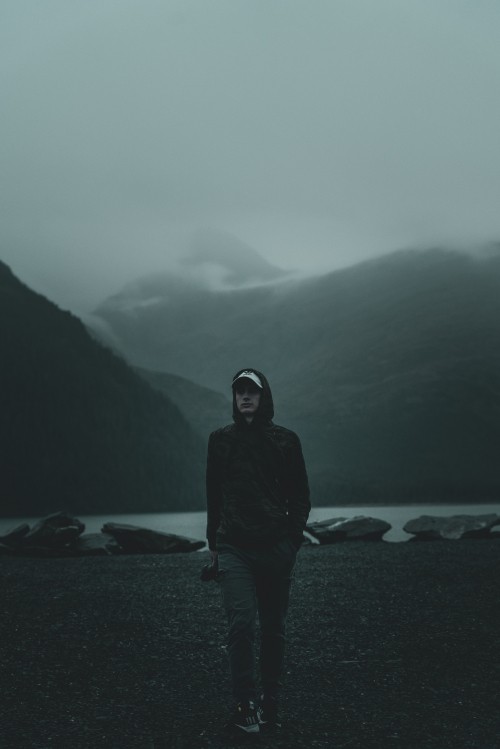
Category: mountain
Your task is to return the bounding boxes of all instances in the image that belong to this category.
[92,247,500,505]
[0,260,205,517]
[182,227,289,286]
[134,367,231,439]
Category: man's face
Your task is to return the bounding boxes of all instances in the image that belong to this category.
[234,379,261,420]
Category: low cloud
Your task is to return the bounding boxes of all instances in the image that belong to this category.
[2,0,500,311]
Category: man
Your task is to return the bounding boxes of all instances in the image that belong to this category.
[206,368,311,734]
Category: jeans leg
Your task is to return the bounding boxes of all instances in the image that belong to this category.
[217,544,258,703]
[256,537,296,697]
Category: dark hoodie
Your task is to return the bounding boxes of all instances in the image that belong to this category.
[206,368,311,551]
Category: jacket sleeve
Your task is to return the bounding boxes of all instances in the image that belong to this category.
[206,432,222,551]
[284,432,311,549]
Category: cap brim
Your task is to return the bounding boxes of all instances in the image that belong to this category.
[232,371,263,389]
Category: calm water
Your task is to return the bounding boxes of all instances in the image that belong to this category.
[1,504,499,544]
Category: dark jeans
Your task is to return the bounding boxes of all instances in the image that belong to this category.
[217,536,297,703]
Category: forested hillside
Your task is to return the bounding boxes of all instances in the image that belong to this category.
[135,367,230,439]
[0,261,204,516]
[93,248,500,505]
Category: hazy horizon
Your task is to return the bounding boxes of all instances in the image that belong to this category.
[2,0,500,312]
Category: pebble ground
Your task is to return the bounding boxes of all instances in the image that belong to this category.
[1,540,499,748]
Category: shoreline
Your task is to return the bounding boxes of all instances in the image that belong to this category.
[2,503,499,547]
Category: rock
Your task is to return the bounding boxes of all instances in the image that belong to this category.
[72,533,122,556]
[403,514,500,541]
[101,523,205,553]
[301,533,314,546]
[306,515,391,543]
[0,523,30,550]
[22,512,85,550]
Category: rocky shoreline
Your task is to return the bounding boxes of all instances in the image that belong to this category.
[0,513,206,557]
[1,511,500,558]
[1,538,499,748]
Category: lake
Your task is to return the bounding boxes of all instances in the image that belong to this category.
[1,503,499,544]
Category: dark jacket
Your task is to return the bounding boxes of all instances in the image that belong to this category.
[206,369,311,551]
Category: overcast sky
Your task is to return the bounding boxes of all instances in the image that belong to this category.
[2,0,500,311]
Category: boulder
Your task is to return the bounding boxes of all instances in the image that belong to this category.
[72,533,122,556]
[101,523,205,553]
[22,512,85,549]
[0,523,30,550]
[306,515,391,543]
[403,514,500,541]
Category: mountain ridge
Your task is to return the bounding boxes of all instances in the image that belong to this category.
[0,260,205,517]
[92,246,500,504]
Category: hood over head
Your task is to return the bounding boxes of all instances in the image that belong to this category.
[231,367,274,426]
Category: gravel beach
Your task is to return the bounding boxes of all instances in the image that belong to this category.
[1,541,499,749]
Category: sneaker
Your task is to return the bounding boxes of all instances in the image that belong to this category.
[231,700,260,734]
[258,693,281,729]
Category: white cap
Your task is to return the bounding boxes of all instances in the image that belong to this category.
[232,370,263,389]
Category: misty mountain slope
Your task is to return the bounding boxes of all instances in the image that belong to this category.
[0,260,204,516]
[92,248,500,504]
[276,248,500,389]
[95,278,286,381]
[272,250,500,499]
[98,229,289,320]
[134,367,231,439]
[92,232,294,379]
[182,228,289,286]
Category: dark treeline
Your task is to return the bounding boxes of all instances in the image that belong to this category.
[0,261,204,517]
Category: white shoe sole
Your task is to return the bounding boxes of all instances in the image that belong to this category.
[234,722,260,733]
